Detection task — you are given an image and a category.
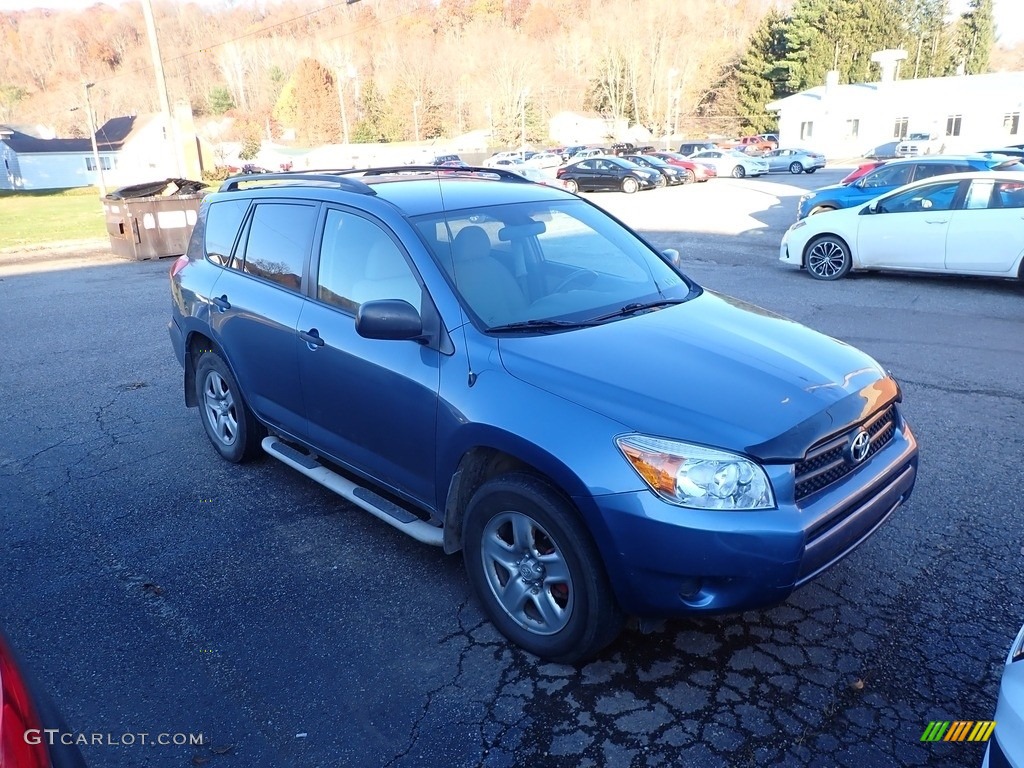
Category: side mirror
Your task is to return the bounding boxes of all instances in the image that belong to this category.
[662,248,684,270]
[864,201,880,214]
[355,299,424,341]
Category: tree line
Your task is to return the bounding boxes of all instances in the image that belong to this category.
[736,0,997,133]
[0,0,1007,147]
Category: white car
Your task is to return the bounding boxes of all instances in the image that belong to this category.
[689,149,768,178]
[983,622,1024,767]
[526,152,563,170]
[779,171,1024,281]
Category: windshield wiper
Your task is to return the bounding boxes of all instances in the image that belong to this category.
[488,318,597,333]
[587,298,687,323]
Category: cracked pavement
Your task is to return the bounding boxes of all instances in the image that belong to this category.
[1,169,1021,767]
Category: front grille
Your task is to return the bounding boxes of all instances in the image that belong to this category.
[794,405,897,501]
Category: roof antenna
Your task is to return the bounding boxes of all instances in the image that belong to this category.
[433,175,478,387]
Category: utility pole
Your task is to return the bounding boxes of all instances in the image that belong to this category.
[83,82,106,196]
[141,0,183,176]
[520,87,530,154]
[413,100,421,143]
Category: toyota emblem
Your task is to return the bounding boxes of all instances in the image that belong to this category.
[849,430,871,464]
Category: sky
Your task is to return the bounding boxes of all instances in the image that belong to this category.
[0,0,1021,45]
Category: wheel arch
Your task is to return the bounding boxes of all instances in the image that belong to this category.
[183,330,223,408]
[440,438,601,557]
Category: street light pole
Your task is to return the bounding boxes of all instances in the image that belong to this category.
[83,82,106,196]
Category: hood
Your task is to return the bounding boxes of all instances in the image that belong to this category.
[497,292,894,461]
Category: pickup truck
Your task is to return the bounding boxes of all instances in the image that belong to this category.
[717,135,776,154]
[894,132,943,157]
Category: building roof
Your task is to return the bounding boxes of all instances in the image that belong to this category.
[0,114,157,154]
[767,71,1024,112]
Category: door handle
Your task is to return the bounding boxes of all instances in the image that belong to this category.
[299,328,325,347]
[211,295,231,311]
[924,219,948,224]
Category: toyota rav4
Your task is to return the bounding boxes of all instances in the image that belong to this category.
[169,166,919,663]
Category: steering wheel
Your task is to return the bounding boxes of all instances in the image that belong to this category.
[553,269,598,293]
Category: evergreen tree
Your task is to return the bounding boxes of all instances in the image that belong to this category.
[780,0,911,91]
[735,9,790,132]
[900,0,956,78]
[956,0,994,74]
[207,86,235,116]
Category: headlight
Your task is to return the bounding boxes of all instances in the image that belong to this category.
[1013,625,1024,662]
[616,435,775,510]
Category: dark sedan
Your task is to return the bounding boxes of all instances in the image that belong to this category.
[621,154,688,185]
[555,157,662,193]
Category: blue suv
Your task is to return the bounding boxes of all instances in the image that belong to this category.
[797,154,1023,219]
[169,166,918,662]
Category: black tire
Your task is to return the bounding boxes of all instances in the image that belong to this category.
[463,473,625,664]
[621,176,639,194]
[805,235,853,280]
[789,161,803,174]
[564,178,579,194]
[681,168,695,184]
[808,205,836,216]
[194,351,263,462]
[731,165,746,179]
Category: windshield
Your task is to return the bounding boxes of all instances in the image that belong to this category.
[414,199,693,330]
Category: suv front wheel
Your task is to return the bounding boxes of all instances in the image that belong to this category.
[462,473,624,663]
[195,351,264,462]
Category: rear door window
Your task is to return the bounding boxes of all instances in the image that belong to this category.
[238,202,317,291]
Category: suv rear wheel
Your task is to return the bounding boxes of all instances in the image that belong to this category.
[463,473,624,663]
[195,351,263,462]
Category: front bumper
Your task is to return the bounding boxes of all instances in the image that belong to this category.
[587,419,918,617]
[779,228,803,266]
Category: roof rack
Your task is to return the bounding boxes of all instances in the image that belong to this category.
[218,172,376,195]
[335,165,534,183]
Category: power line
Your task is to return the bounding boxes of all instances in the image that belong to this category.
[90,0,383,87]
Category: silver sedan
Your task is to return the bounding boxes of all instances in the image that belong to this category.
[762,148,826,174]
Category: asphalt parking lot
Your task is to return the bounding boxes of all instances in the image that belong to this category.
[1,168,1021,768]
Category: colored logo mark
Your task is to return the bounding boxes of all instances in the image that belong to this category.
[920,721,996,742]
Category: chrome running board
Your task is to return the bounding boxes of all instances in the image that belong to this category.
[261,436,443,546]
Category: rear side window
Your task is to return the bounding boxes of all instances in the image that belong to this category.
[239,202,317,291]
[913,162,968,181]
[204,199,249,266]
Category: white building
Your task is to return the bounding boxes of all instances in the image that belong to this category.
[767,69,1024,159]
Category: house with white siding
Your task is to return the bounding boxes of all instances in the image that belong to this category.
[1,108,207,190]
[767,69,1024,160]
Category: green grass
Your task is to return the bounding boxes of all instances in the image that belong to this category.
[0,187,107,249]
